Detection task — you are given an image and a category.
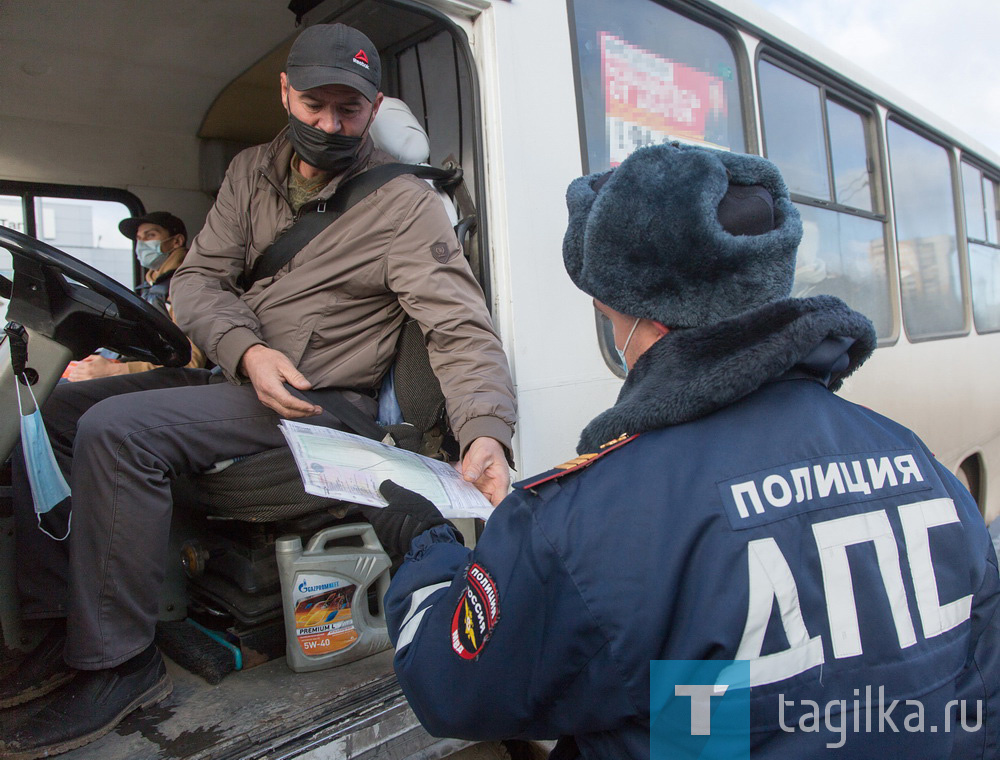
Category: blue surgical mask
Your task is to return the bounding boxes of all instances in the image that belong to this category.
[616,318,641,376]
[15,376,71,540]
[135,239,170,270]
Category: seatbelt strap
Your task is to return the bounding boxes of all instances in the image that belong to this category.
[244,163,460,288]
[300,387,393,445]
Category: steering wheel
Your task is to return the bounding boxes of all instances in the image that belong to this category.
[0,226,191,366]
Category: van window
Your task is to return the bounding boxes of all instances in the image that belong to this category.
[987,176,1000,244]
[570,0,746,173]
[827,100,874,214]
[0,195,26,282]
[0,186,140,288]
[759,62,830,200]
[758,60,890,338]
[570,0,746,375]
[963,163,1000,333]
[34,197,135,286]
[963,161,988,241]
[794,205,890,336]
[887,121,964,339]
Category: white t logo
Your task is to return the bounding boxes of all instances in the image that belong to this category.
[674,684,729,736]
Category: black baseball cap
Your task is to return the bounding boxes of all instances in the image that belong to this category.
[118,211,187,242]
[285,23,381,102]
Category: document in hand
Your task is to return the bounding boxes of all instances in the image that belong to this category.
[279,420,493,520]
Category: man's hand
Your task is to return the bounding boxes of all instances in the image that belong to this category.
[462,437,510,507]
[366,480,461,558]
[240,344,321,418]
[67,355,129,382]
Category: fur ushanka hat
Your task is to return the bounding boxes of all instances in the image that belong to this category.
[563,143,803,328]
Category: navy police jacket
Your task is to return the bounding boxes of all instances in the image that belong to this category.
[384,298,1000,759]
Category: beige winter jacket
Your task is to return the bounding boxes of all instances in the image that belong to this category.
[171,129,515,454]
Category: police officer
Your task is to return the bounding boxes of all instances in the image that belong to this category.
[369,143,1000,759]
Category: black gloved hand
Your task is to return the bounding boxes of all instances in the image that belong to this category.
[365,480,463,558]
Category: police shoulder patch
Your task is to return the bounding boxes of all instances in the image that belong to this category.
[513,433,639,491]
[451,562,500,660]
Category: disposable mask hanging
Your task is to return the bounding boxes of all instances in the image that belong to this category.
[14,370,71,540]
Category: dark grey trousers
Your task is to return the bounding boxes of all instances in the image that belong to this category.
[12,368,374,669]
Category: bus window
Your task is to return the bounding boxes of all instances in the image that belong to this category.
[962,162,988,241]
[827,100,873,213]
[888,121,965,340]
[0,195,25,282]
[987,175,1000,244]
[569,0,746,174]
[758,61,890,338]
[964,163,1000,332]
[795,206,890,337]
[969,241,1000,333]
[0,183,141,289]
[32,197,135,287]
[759,62,830,200]
[570,0,746,375]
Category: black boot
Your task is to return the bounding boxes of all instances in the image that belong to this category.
[0,623,75,709]
[0,645,172,759]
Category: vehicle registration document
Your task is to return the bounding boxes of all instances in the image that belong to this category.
[279,420,493,520]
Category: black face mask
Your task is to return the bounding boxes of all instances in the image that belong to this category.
[286,112,369,173]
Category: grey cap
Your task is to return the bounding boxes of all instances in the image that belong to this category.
[286,23,381,102]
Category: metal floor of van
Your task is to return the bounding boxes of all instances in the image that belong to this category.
[4,650,451,760]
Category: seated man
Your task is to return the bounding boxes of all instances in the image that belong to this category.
[66,210,206,380]
[1,22,516,759]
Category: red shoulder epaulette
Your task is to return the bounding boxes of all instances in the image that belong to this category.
[514,433,639,491]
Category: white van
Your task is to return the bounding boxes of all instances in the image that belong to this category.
[2,1,998,757]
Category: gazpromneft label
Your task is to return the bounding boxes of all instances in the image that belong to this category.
[292,573,359,656]
[718,448,933,529]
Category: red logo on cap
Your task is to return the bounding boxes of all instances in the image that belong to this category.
[354,49,369,65]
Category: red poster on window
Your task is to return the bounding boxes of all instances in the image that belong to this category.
[601,32,727,164]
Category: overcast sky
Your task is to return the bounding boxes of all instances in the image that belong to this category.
[747,0,1000,158]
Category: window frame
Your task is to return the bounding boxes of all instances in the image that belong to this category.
[960,157,1000,334]
[756,53,885,222]
[755,50,896,345]
[0,180,144,287]
[961,158,1000,247]
[567,0,754,377]
[885,115,970,342]
[567,0,755,175]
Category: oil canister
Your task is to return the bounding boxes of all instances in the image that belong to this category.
[276,523,392,672]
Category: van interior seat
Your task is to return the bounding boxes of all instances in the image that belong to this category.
[371,96,459,225]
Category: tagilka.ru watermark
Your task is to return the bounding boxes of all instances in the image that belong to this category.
[651,661,983,759]
[778,687,982,749]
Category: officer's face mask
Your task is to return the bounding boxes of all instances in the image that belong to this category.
[286,110,372,174]
[14,375,71,541]
[134,238,171,270]
[616,318,641,375]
